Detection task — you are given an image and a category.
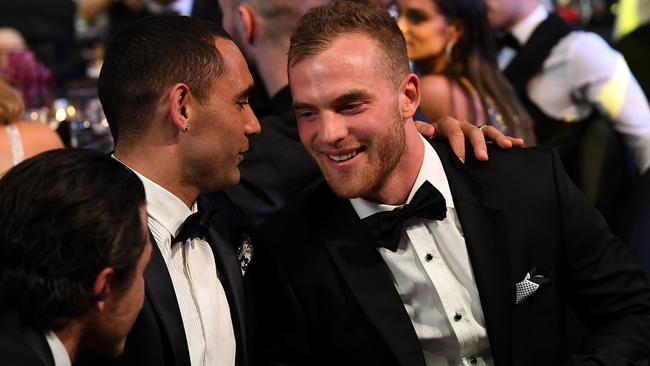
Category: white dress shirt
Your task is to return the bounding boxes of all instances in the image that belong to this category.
[351,136,492,366]
[127,166,236,366]
[498,4,650,174]
[45,331,71,366]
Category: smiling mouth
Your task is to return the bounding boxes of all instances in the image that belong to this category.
[326,147,366,162]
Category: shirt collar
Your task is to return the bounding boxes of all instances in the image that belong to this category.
[511,4,549,45]
[44,331,71,366]
[350,135,454,219]
[112,156,196,237]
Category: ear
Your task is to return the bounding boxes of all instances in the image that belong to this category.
[399,73,420,121]
[237,4,257,45]
[167,83,191,133]
[91,267,115,313]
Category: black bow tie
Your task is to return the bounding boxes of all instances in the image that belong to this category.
[362,181,447,252]
[173,210,216,245]
[498,33,521,51]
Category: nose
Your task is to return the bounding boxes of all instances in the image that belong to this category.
[319,112,348,145]
[244,106,261,136]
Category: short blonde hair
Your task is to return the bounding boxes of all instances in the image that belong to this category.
[0,79,25,125]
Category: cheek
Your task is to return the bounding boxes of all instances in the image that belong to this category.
[297,122,316,148]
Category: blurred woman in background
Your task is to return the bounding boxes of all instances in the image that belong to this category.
[397,0,536,144]
[0,79,63,174]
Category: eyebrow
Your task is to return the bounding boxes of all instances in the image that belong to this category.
[235,83,255,100]
[292,89,371,110]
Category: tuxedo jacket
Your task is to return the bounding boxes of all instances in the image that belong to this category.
[109,199,250,366]
[251,141,650,366]
[0,313,54,366]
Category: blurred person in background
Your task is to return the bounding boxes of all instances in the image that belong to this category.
[0,148,152,365]
[0,28,54,110]
[396,0,536,144]
[487,0,650,217]
[0,0,86,94]
[0,79,63,175]
[79,0,222,40]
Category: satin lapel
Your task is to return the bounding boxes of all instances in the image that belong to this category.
[431,142,514,366]
[144,233,191,366]
[323,193,427,366]
[205,217,248,366]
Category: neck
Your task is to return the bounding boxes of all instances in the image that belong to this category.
[53,321,83,362]
[115,143,198,208]
[364,121,424,205]
[508,1,540,32]
[414,55,446,76]
[253,43,290,98]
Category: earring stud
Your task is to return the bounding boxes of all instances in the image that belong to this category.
[185,123,191,132]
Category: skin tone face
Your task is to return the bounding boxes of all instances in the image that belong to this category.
[83,205,152,357]
[290,34,422,204]
[485,0,532,31]
[180,37,260,193]
[397,0,457,71]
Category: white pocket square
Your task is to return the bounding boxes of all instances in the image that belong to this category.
[236,234,254,276]
[515,272,540,304]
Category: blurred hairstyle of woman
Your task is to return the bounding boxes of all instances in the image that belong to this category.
[397,0,536,143]
[0,79,63,174]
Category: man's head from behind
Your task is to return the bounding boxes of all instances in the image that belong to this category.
[219,0,327,58]
[0,149,151,359]
[288,1,421,203]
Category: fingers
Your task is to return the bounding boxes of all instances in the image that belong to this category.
[414,120,436,138]
[433,117,467,162]
[479,125,525,148]
[462,123,489,161]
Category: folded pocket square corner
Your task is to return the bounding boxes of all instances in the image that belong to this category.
[515,269,551,304]
[515,272,539,304]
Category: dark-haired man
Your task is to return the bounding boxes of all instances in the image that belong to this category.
[251,2,650,365]
[0,149,151,366]
[96,15,259,366]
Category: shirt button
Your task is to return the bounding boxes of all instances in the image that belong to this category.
[453,312,462,322]
[425,253,433,262]
[469,357,478,365]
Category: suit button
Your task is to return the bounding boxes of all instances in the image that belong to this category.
[425,253,433,262]
[469,357,478,365]
[453,312,462,321]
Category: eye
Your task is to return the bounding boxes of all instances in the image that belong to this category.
[296,110,317,122]
[406,10,427,25]
[237,98,250,110]
[339,102,364,115]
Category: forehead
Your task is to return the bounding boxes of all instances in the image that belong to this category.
[213,37,253,91]
[289,34,391,101]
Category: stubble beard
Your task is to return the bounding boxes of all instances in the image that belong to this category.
[317,112,405,199]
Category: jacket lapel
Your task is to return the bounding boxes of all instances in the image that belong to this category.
[323,192,427,366]
[144,233,191,366]
[205,214,248,366]
[431,141,514,366]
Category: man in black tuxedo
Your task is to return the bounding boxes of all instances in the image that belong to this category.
[0,149,151,365]
[212,0,523,230]
[94,16,260,366]
[251,2,650,365]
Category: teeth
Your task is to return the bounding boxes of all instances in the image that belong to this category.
[329,151,358,162]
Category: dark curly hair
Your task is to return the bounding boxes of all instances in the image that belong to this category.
[0,148,147,331]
